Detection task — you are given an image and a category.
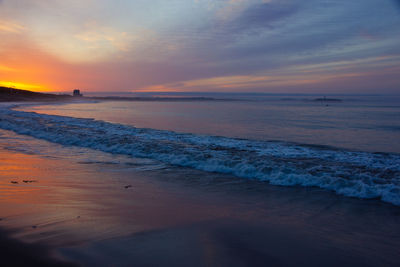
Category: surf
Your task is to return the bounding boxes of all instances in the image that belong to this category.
[0,107,399,205]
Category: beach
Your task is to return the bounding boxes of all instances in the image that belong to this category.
[1,125,400,266]
[2,0,400,265]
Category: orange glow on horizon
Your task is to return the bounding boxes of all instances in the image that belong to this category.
[1,32,398,94]
[0,45,69,93]
[0,81,50,92]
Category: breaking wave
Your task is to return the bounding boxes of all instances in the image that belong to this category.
[1,107,399,205]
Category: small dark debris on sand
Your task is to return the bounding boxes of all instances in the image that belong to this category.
[32,225,37,229]
[124,185,132,189]
[23,180,37,183]
[10,181,18,184]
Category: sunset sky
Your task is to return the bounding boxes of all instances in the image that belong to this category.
[0,0,399,93]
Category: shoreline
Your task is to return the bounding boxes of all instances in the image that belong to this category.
[0,129,399,266]
[3,103,400,206]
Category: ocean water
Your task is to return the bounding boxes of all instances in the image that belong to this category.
[17,94,400,153]
[1,94,400,205]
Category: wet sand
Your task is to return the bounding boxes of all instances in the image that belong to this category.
[0,130,400,266]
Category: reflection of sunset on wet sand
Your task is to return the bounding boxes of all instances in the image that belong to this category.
[0,129,400,266]
[0,130,245,246]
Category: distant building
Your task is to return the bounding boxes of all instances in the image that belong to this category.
[73,89,83,97]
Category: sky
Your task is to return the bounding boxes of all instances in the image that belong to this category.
[0,0,399,94]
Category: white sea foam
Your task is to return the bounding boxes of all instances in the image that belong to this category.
[1,107,399,205]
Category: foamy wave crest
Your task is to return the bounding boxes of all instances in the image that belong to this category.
[1,108,399,205]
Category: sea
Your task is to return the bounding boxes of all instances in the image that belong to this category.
[1,93,399,206]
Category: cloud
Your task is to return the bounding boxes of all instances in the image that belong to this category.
[0,0,399,93]
[136,54,400,93]
[227,1,301,33]
[74,25,133,52]
[0,20,24,33]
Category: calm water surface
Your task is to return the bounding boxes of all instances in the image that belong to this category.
[19,94,400,153]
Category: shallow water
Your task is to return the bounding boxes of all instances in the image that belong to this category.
[2,97,399,205]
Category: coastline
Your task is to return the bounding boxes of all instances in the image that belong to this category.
[2,0,399,264]
[0,87,73,102]
[4,102,400,206]
[0,129,399,266]
[0,87,235,103]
